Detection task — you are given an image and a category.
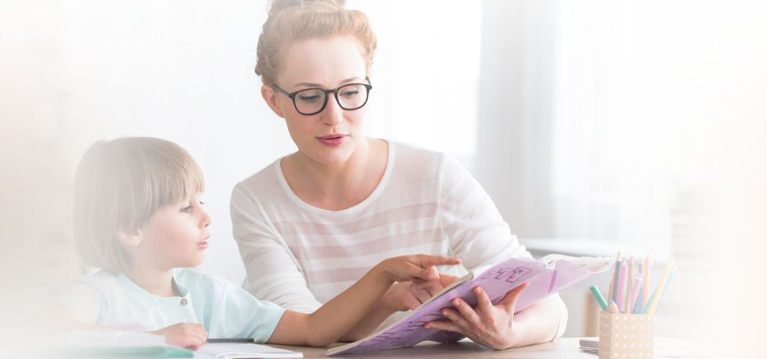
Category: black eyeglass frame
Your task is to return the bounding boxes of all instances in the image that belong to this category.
[271,81,373,116]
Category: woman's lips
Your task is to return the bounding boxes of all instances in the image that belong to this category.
[317,134,347,146]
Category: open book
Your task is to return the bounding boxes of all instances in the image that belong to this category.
[327,254,613,356]
[198,343,303,359]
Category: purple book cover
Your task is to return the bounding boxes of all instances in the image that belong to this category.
[327,255,613,356]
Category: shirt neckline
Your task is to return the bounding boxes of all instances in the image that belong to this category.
[275,139,396,216]
[116,269,192,303]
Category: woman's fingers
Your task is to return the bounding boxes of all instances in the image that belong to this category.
[499,282,530,313]
[472,286,496,323]
[449,297,483,329]
[423,319,466,335]
[432,307,472,334]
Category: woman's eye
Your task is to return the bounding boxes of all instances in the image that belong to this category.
[298,95,321,103]
[341,90,359,98]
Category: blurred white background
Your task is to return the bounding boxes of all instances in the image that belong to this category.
[2,0,766,355]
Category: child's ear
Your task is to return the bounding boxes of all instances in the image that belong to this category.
[117,229,144,247]
[262,85,285,119]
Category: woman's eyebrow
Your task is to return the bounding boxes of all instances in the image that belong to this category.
[293,77,363,88]
[340,76,363,84]
[294,82,322,88]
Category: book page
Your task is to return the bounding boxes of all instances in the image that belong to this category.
[327,255,613,356]
[328,256,548,355]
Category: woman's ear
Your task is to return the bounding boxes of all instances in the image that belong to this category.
[262,85,285,118]
[117,229,144,247]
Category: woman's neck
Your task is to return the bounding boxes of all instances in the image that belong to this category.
[124,265,176,297]
[285,137,388,210]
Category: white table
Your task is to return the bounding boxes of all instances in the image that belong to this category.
[267,337,709,359]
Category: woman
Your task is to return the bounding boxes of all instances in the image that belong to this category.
[231,0,567,349]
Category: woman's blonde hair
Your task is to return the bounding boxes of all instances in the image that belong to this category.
[72,137,204,273]
[255,0,377,86]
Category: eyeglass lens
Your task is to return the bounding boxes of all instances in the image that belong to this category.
[294,84,369,115]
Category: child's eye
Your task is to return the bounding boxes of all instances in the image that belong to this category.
[199,200,205,206]
[180,205,193,213]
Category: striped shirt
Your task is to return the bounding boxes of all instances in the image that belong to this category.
[231,141,566,335]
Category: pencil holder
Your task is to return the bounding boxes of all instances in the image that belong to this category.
[598,311,654,359]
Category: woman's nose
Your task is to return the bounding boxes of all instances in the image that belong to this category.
[321,95,344,125]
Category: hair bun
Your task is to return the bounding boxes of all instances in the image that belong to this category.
[268,0,346,18]
[257,0,375,86]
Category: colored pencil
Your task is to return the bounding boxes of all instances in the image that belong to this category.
[646,256,675,315]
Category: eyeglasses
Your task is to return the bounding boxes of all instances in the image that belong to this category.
[271,81,373,116]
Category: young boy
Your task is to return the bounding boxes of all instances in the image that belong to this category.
[56,137,460,349]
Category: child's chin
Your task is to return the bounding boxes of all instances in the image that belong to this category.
[184,255,205,268]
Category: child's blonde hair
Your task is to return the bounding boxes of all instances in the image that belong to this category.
[255,0,377,86]
[72,137,204,273]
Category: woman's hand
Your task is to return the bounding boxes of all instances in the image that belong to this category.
[380,274,460,312]
[423,283,530,350]
[152,323,208,350]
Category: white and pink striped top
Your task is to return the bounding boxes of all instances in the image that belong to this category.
[230,142,566,335]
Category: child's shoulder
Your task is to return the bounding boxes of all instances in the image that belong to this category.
[67,269,122,290]
[173,268,236,293]
[56,269,124,307]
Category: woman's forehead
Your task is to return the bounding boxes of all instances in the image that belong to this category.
[278,36,367,88]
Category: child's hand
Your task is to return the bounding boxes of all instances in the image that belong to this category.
[380,254,461,283]
[152,323,208,350]
[382,273,460,311]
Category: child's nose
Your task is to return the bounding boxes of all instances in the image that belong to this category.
[200,207,211,228]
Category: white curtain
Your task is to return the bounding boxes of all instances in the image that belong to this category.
[475,0,723,251]
[350,0,482,164]
[550,0,676,248]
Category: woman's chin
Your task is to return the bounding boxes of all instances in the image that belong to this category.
[307,142,356,166]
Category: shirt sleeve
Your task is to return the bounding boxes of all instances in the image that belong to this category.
[437,155,530,268]
[230,184,322,313]
[436,154,569,336]
[54,282,104,324]
[216,280,286,343]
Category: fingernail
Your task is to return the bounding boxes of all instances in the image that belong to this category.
[475,287,482,294]
[427,268,437,279]
[452,299,460,306]
[424,324,431,329]
[441,310,448,315]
